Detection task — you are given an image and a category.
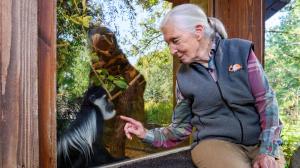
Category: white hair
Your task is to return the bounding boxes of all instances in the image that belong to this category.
[160,4,228,39]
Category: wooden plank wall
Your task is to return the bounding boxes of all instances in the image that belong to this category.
[1,0,56,167]
[1,0,39,167]
[214,0,264,64]
[38,0,56,167]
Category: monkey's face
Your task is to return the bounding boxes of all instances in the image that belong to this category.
[92,33,115,51]
[89,27,117,59]
[87,86,116,120]
[92,94,116,120]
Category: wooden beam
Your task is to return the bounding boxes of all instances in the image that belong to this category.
[1,0,39,167]
[167,0,190,6]
[190,0,212,15]
[38,0,57,167]
[265,0,290,20]
[214,0,264,64]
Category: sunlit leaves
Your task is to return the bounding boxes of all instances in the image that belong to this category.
[265,0,300,119]
[91,69,128,92]
[67,14,92,28]
[137,48,172,102]
[136,0,160,9]
[57,0,91,99]
[265,0,300,162]
[113,79,128,89]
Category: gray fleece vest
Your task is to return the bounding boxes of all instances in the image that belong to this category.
[177,38,261,147]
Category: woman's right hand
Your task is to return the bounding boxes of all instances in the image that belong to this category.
[120,115,148,140]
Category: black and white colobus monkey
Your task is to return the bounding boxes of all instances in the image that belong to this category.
[57,86,120,168]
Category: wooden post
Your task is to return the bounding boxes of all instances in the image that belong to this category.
[214,0,264,64]
[1,0,39,167]
[38,0,57,167]
[170,0,190,6]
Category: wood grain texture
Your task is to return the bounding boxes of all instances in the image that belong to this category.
[1,0,39,167]
[214,0,264,64]
[38,0,56,168]
[190,0,210,13]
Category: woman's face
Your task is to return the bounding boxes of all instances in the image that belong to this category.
[162,23,203,64]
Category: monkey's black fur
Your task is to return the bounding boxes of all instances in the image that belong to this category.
[57,86,121,168]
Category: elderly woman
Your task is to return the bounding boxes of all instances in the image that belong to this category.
[121,4,285,168]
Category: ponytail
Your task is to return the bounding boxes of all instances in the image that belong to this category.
[207,17,228,39]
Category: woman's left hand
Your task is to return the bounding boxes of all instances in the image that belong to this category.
[253,154,277,168]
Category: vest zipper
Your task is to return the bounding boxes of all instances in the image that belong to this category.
[215,81,244,143]
[190,64,244,143]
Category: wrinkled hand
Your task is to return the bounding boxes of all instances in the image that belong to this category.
[120,115,147,140]
[253,154,277,168]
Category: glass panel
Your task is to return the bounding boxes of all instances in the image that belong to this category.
[56,1,191,167]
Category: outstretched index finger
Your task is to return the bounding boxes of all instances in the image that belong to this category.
[120,115,140,126]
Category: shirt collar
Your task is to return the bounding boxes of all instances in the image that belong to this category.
[191,33,221,70]
[207,33,222,70]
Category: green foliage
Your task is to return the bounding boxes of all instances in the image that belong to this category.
[265,0,300,164]
[130,1,172,57]
[137,48,173,102]
[137,48,174,126]
[281,118,300,162]
[90,69,128,92]
[57,0,91,99]
[136,0,160,9]
[113,78,128,89]
[145,101,173,125]
[57,45,90,98]
[56,0,169,107]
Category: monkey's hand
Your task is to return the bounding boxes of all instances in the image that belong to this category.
[120,115,148,140]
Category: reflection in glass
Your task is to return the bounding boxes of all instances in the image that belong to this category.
[56,1,191,167]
